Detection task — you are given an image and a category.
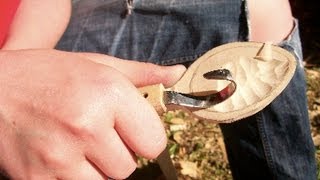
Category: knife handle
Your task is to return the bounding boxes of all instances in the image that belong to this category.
[139,84,178,179]
[139,84,167,114]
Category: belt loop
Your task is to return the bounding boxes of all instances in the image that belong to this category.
[126,0,133,15]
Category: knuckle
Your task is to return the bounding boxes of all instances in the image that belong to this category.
[91,67,121,88]
[40,150,66,170]
[91,67,129,97]
[140,66,162,83]
[102,79,124,98]
[68,121,97,142]
[30,141,68,170]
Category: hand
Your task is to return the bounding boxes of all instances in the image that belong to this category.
[0,49,185,179]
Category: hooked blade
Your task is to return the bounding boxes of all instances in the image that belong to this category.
[164,69,236,109]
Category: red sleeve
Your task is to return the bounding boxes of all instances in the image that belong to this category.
[0,0,21,48]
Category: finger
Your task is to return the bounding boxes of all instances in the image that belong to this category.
[84,128,137,180]
[74,52,186,87]
[111,78,168,159]
[82,70,166,175]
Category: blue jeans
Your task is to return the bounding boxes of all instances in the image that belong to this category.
[56,0,317,179]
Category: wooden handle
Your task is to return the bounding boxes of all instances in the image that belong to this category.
[139,84,167,114]
[139,85,178,179]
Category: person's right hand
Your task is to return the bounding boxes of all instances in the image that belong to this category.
[0,49,185,179]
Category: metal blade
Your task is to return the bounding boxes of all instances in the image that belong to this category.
[164,69,236,108]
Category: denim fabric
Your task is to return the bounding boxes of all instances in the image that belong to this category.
[56,0,317,179]
[57,0,247,65]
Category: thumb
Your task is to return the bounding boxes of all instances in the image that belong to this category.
[75,52,186,87]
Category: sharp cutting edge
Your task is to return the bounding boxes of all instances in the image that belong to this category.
[164,69,236,109]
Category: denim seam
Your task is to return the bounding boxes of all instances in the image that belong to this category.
[256,112,276,179]
[161,36,299,65]
[149,16,166,60]
[71,8,93,52]
[242,0,251,41]
[158,52,205,65]
[277,19,304,68]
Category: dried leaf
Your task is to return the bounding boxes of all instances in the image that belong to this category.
[173,131,184,144]
[313,135,320,146]
[170,118,186,124]
[180,161,199,178]
[306,69,320,79]
[170,124,187,132]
